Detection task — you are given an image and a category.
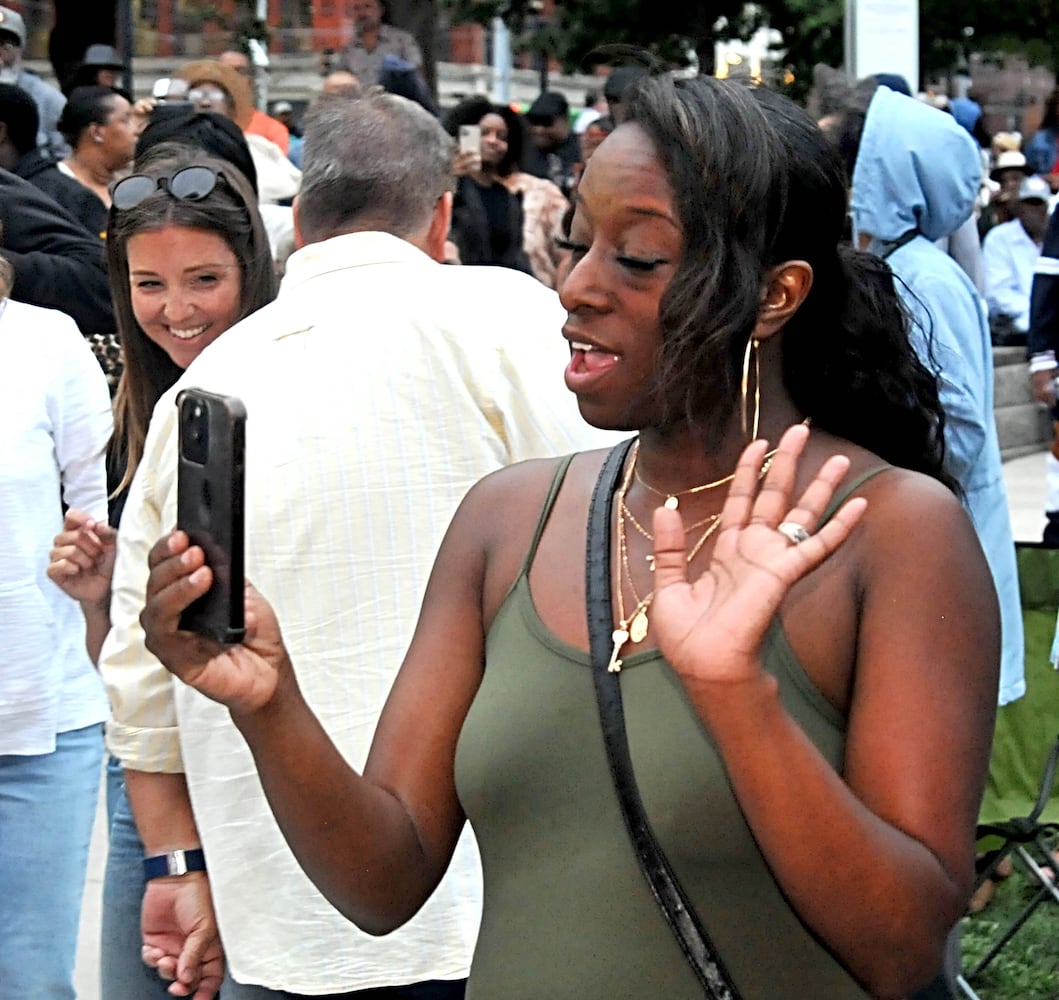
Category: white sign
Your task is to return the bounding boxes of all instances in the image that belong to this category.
[844,0,919,93]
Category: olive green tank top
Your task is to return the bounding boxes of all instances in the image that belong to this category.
[455,455,884,999]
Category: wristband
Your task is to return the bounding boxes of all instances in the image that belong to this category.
[143,848,207,881]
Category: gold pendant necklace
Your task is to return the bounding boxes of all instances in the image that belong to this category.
[634,417,811,510]
[609,441,723,671]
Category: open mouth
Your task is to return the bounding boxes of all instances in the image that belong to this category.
[169,323,209,341]
[568,341,620,374]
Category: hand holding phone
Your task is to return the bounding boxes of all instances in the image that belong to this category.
[176,388,246,644]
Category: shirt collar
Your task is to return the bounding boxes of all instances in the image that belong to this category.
[280,231,433,295]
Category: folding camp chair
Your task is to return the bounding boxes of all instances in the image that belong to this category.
[956,733,1059,999]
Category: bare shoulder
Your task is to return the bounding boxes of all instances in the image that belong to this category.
[841,462,998,638]
[849,464,982,554]
[800,434,994,612]
[806,435,976,553]
[450,449,616,626]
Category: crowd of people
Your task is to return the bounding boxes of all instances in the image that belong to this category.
[0,3,1051,998]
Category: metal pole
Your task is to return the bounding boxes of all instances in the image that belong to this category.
[117,0,134,94]
[491,16,511,105]
[248,0,269,110]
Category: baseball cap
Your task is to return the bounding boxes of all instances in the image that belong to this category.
[1018,175,1051,202]
[0,6,26,47]
[82,44,126,70]
[527,92,568,124]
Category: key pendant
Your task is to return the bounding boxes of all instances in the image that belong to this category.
[608,627,629,673]
[629,608,649,644]
[664,496,679,510]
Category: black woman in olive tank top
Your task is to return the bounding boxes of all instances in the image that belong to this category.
[140,76,999,999]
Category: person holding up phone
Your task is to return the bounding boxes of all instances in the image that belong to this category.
[444,99,537,277]
[47,144,276,999]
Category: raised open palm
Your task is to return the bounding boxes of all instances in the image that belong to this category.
[649,425,867,686]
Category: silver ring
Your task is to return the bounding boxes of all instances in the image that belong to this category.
[777,521,811,545]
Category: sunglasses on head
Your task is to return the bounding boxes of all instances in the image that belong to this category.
[111,165,225,211]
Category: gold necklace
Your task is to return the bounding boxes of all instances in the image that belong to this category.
[634,417,812,510]
[608,441,723,672]
[619,496,716,542]
[616,508,722,653]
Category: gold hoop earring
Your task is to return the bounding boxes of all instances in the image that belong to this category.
[740,336,760,442]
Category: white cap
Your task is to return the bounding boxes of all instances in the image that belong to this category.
[0,6,26,47]
[1019,175,1052,202]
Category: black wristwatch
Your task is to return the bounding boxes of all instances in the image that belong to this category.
[143,848,207,881]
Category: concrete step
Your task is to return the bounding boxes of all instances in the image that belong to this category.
[993,346,1053,460]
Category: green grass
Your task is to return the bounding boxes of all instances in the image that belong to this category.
[959,855,1059,1000]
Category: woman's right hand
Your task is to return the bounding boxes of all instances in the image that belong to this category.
[141,530,292,717]
[453,148,481,177]
[47,508,117,607]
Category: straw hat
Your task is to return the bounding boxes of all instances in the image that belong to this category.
[175,60,254,131]
[990,150,1032,181]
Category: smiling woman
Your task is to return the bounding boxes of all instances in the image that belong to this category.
[127,226,242,370]
[46,142,277,999]
[105,147,275,513]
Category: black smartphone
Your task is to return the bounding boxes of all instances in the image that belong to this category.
[176,388,246,644]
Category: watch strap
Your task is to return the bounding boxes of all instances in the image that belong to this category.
[143,848,207,880]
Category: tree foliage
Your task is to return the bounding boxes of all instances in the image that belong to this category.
[443,0,1059,97]
[441,0,749,74]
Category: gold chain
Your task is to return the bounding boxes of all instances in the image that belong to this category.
[613,440,724,660]
[634,417,810,511]
[619,496,717,543]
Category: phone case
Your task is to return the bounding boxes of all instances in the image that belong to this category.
[176,388,247,644]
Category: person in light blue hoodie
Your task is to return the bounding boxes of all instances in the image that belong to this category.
[826,84,1025,710]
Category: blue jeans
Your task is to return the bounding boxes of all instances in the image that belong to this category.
[0,723,103,1000]
[101,757,173,998]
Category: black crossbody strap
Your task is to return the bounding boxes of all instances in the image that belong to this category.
[586,439,742,1000]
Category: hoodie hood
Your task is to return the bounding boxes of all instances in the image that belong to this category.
[851,86,981,245]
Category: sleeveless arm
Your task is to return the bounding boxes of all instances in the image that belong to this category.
[670,471,997,996]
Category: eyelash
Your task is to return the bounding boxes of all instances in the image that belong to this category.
[134,275,220,290]
[555,237,586,257]
[554,238,666,273]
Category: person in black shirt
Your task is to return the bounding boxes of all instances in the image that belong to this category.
[0,82,107,237]
[524,91,580,199]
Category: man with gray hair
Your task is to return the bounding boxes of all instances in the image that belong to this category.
[99,90,612,999]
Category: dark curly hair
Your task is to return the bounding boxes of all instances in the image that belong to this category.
[442,96,525,177]
[621,74,952,489]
